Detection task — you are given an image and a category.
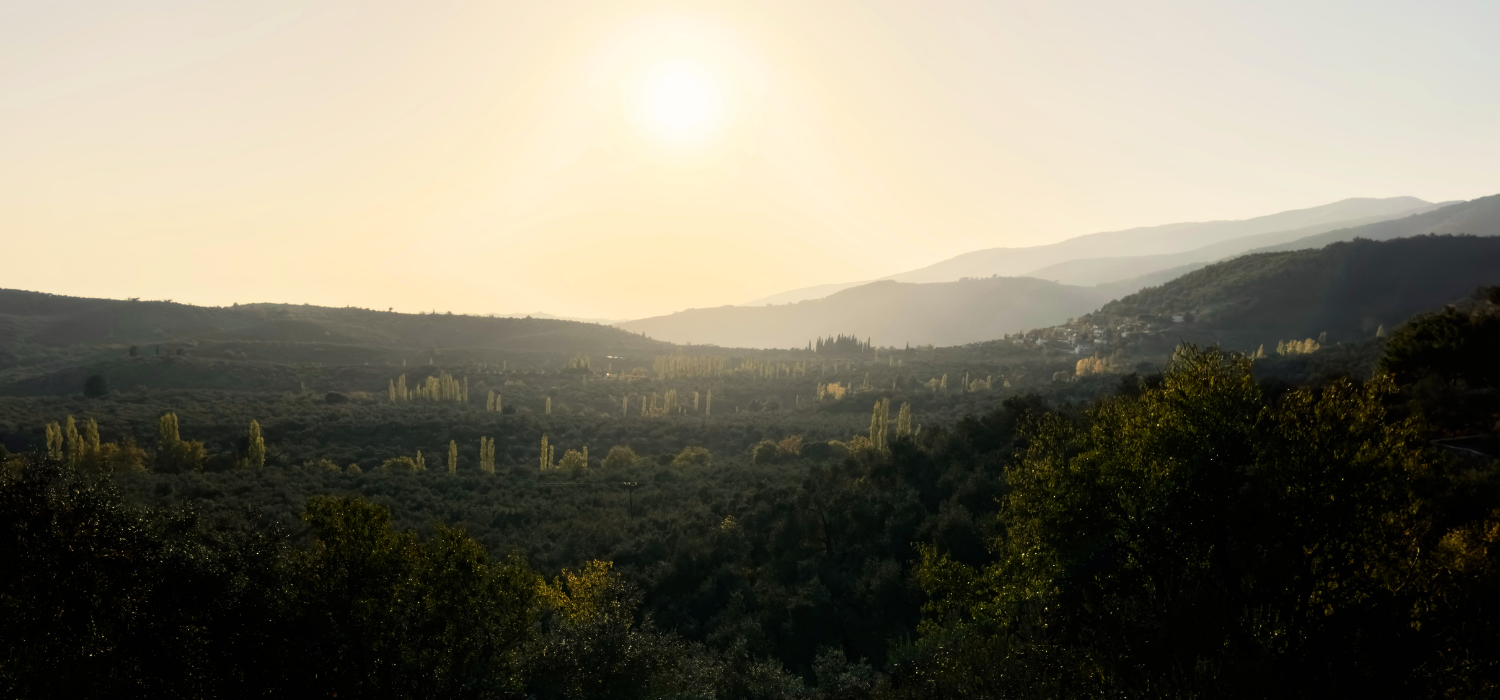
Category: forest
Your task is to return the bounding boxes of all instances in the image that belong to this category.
[2,281,1498,698]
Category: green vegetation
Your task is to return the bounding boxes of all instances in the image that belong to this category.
[1,278,1498,697]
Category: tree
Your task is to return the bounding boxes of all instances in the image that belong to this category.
[601,446,638,470]
[448,440,457,474]
[1381,305,1500,390]
[558,449,587,472]
[911,345,1489,695]
[479,437,495,473]
[83,374,109,398]
[670,446,712,468]
[896,402,912,438]
[154,413,205,474]
[44,422,62,461]
[295,496,541,697]
[64,416,81,469]
[246,420,265,469]
[868,398,890,451]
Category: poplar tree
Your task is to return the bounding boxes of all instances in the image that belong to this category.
[896,402,912,438]
[540,435,551,471]
[479,436,495,473]
[448,440,458,474]
[44,422,63,461]
[158,413,181,454]
[247,420,266,469]
[84,418,101,456]
[415,449,426,471]
[64,416,81,469]
[545,397,552,415]
[869,398,891,451]
[706,391,712,417]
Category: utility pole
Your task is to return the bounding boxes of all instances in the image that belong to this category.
[622,481,639,520]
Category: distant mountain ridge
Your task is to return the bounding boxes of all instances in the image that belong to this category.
[1021,195,1500,287]
[743,196,1433,305]
[627,204,1500,349]
[621,276,1126,349]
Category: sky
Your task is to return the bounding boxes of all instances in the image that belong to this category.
[2,0,1498,319]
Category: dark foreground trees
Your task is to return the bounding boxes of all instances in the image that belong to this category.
[904,347,1500,697]
[0,461,796,699]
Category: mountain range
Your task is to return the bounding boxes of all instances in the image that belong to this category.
[742,196,1440,305]
[620,195,1500,348]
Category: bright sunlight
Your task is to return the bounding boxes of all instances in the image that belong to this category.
[647,60,717,133]
[637,59,722,144]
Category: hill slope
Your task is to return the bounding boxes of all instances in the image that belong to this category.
[1086,235,1500,349]
[0,290,670,394]
[621,277,1113,349]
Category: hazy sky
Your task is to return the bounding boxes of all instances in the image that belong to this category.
[3,0,1497,319]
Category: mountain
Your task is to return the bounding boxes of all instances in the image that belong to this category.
[744,196,1432,305]
[1245,193,1500,254]
[0,290,669,395]
[620,277,1113,349]
[1085,235,1500,350]
[884,196,1431,284]
[1023,195,1498,287]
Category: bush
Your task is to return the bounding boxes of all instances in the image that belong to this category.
[601,445,639,470]
[670,446,712,469]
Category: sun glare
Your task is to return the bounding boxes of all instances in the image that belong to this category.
[592,16,763,168]
[635,59,723,146]
[647,61,717,134]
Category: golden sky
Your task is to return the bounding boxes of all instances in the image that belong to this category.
[3,0,1497,319]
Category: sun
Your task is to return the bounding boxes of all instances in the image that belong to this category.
[633,59,724,146]
[589,16,763,168]
[648,61,716,133]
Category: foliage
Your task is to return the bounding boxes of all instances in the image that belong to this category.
[670,446,713,468]
[602,445,640,470]
[909,346,1500,696]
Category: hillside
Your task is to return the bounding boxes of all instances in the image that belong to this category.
[741,196,1431,305]
[621,277,1113,348]
[1085,235,1500,350]
[0,290,670,395]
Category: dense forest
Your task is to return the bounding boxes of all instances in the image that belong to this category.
[2,276,1498,697]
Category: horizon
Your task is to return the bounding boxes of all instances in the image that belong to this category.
[3,1,1498,319]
